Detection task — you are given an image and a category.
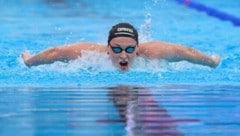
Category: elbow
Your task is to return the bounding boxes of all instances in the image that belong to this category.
[47,47,62,61]
[176,45,197,60]
[49,47,60,55]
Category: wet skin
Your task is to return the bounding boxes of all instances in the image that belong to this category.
[108,37,138,71]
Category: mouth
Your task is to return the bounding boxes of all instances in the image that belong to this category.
[119,61,129,70]
[119,61,128,67]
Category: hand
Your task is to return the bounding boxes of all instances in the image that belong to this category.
[21,51,31,67]
[211,55,221,68]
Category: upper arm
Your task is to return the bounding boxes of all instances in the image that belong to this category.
[53,42,106,61]
[55,44,82,60]
[139,41,179,60]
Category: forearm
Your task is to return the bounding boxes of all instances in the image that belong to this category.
[175,45,220,68]
[23,47,71,67]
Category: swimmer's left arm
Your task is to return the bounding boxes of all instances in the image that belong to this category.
[170,43,220,68]
[139,41,220,68]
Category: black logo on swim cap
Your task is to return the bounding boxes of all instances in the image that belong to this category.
[108,23,138,44]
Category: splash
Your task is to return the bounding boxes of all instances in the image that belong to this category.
[139,13,152,42]
[132,57,168,74]
[27,50,200,76]
[139,0,168,42]
[139,0,163,42]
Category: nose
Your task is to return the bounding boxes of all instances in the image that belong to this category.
[119,51,127,59]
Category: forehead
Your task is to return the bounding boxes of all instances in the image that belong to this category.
[109,37,137,45]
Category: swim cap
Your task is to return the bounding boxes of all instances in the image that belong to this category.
[108,23,138,45]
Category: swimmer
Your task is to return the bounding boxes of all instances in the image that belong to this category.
[22,22,220,71]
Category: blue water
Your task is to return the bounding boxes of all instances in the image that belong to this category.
[0,0,240,135]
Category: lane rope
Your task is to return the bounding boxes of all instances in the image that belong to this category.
[175,0,240,26]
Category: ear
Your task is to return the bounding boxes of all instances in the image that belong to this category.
[107,45,110,54]
[136,52,139,56]
[136,46,139,56]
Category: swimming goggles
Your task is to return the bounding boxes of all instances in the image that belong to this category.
[109,45,136,53]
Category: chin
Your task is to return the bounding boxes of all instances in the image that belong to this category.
[120,67,129,72]
[118,65,129,72]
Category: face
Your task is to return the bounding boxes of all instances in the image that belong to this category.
[108,37,138,71]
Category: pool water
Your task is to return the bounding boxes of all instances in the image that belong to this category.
[1,85,239,136]
[0,0,240,135]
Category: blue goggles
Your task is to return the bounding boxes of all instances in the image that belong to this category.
[109,45,136,53]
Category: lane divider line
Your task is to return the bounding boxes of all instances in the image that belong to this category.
[175,0,240,26]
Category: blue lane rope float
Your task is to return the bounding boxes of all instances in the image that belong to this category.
[175,0,240,26]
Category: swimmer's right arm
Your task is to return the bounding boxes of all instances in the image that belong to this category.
[21,43,106,67]
[22,46,80,67]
